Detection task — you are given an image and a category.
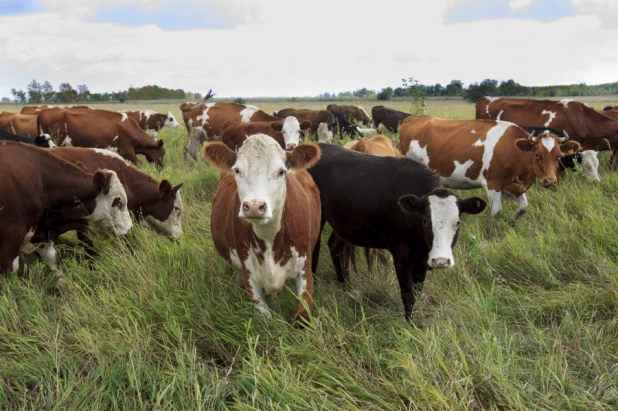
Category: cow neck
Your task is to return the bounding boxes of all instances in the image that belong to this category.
[248,207,284,243]
[583,106,618,143]
[41,156,98,207]
[250,110,279,123]
[120,166,160,215]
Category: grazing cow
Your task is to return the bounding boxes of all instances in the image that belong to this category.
[317,123,333,143]
[326,104,372,125]
[603,106,618,111]
[0,142,132,273]
[371,106,411,132]
[220,118,311,151]
[273,108,336,133]
[121,110,180,138]
[400,116,581,217]
[475,97,618,165]
[203,134,321,322]
[308,144,486,320]
[20,105,93,115]
[0,128,54,148]
[180,102,306,161]
[358,127,378,137]
[330,111,362,138]
[0,112,39,137]
[599,109,618,120]
[38,108,166,168]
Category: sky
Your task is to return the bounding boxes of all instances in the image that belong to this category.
[0,0,617,98]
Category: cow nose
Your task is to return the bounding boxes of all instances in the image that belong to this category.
[541,177,557,187]
[242,200,268,218]
[431,257,451,268]
[286,143,297,150]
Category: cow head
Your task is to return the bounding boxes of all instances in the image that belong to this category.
[515,131,581,188]
[165,112,180,129]
[580,150,600,183]
[398,188,486,269]
[203,134,320,227]
[270,117,311,150]
[317,122,333,143]
[143,139,166,170]
[89,170,133,235]
[141,180,184,239]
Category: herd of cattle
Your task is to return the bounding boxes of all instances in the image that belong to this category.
[0,96,614,323]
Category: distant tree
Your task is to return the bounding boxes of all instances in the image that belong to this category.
[338,91,353,98]
[77,84,90,101]
[377,87,393,101]
[445,80,463,96]
[353,88,374,98]
[432,83,444,96]
[58,83,77,102]
[11,88,27,103]
[194,92,203,100]
[27,79,42,103]
[1,97,10,103]
[41,81,55,102]
[234,97,246,104]
[393,87,407,97]
[499,79,527,96]
[464,78,499,103]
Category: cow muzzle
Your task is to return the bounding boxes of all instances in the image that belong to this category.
[540,177,557,188]
[430,257,452,269]
[286,143,297,150]
[242,200,268,219]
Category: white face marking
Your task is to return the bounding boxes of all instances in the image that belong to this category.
[541,110,556,127]
[113,135,119,142]
[281,116,302,149]
[541,135,556,152]
[244,245,307,297]
[239,105,260,122]
[427,195,459,268]
[88,171,133,235]
[558,99,573,107]
[406,140,430,164]
[61,136,73,147]
[317,122,333,143]
[165,112,179,128]
[580,150,600,182]
[142,191,183,239]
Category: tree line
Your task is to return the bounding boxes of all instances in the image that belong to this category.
[5,80,203,104]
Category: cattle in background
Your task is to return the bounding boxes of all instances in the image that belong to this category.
[0,142,132,273]
[308,144,486,320]
[400,116,581,218]
[358,127,378,137]
[475,97,618,165]
[20,105,93,115]
[330,111,362,138]
[599,109,618,120]
[0,112,39,137]
[371,106,411,132]
[121,110,180,138]
[203,135,321,322]
[220,118,310,151]
[0,128,54,148]
[326,104,372,125]
[317,123,333,143]
[273,108,336,134]
[179,102,304,161]
[603,106,618,111]
[38,108,166,168]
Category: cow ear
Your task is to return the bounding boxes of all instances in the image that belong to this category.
[157,139,164,148]
[158,179,173,198]
[300,120,311,130]
[286,143,321,170]
[515,139,534,152]
[560,141,581,155]
[203,142,237,171]
[271,122,283,132]
[398,194,426,214]
[459,197,487,215]
[93,170,112,195]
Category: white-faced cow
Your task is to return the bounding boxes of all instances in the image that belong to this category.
[0,142,132,273]
[220,118,311,152]
[326,104,372,126]
[273,108,336,134]
[317,123,333,143]
[121,110,180,138]
[372,106,411,132]
[400,116,581,218]
[203,134,321,322]
[180,102,307,161]
[308,143,487,320]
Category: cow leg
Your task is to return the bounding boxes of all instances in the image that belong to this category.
[310,220,326,275]
[77,231,99,258]
[0,236,24,274]
[327,231,348,283]
[611,149,618,169]
[183,129,204,162]
[514,194,528,218]
[485,189,503,217]
[34,241,59,268]
[242,268,272,318]
[365,247,378,273]
[392,249,416,321]
[294,265,314,324]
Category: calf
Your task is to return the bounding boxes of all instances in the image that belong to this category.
[220,118,311,151]
[308,144,486,320]
[121,110,180,138]
[203,134,321,322]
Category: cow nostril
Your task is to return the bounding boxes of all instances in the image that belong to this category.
[243,203,250,212]
[259,203,267,213]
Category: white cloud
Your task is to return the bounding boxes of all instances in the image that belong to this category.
[571,0,618,28]
[509,0,533,10]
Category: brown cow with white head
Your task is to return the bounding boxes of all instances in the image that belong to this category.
[121,110,180,138]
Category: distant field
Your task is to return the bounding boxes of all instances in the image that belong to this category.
[1,97,617,409]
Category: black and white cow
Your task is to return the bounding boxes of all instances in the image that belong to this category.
[0,128,53,148]
[308,144,487,320]
[330,111,362,138]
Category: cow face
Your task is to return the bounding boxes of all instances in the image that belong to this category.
[165,112,180,129]
[89,170,133,235]
[203,134,320,226]
[580,150,600,182]
[142,180,184,239]
[398,188,486,269]
[317,123,333,143]
[143,139,166,169]
[271,117,310,150]
[515,133,581,188]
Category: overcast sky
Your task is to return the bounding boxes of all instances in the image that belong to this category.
[1,0,617,98]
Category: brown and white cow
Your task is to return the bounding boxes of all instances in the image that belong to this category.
[220,120,311,152]
[326,104,372,126]
[203,134,321,322]
[0,141,132,273]
[180,102,308,161]
[400,116,581,217]
[20,105,93,115]
[38,108,166,168]
[343,135,399,156]
[273,108,336,134]
[372,106,412,132]
[0,112,39,137]
[121,110,180,138]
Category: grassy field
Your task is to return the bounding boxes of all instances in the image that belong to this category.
[1,98,617,410]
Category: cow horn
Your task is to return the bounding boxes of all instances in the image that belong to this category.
[527,130,537,143]
[558,130,569,143]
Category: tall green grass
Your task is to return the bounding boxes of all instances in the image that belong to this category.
[1,99,617,409]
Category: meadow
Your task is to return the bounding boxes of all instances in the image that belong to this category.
[0,97,617,410]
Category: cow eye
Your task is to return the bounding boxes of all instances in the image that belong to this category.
[422,218,429,227]
[456,220,461,227]
[277,168,286,177]
[233,167,241,175]
[535,153,540,160]
[112,197,123,209]
[174,206,181,213]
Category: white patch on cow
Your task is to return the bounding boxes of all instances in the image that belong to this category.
[20,229,35,251]
[486,96,500,102]
[61,136,73,147]
[471,130,477,134]
[239,105,260,122]
[377,123,386,132]
[146,129,158,138]
[34,242,58,268]
[196,103,216,126]
[441,159,478,189]
[119,112,128,122]
[142,191,183,239]
[472,138,483,146]
[358,127,377,137]
[515,194,528,214]
[580,150,601,182]
[90,148,127,162]
[105,146,119,154]
[229,249,241,268]
[427,195,459,268]
[487,189,503,216]
[244,245,306,297]
[87,170,132,235]
[541,135,556,152]
[406,140,430,165]
[541,110,556,127]
[559,99,573,107]
[317,122,333,143]
[496,110,504,121]
[12,257,19,271]
[281,116,302,150]
[113,135,119,142]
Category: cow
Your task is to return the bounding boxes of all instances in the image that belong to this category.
[308,143,487,320]
[357,127,378,137]
[121,110,180,138]
[0,128,54,148]
[38,108,166,168]
[220,118,311,152]
[603,106,618,111]
[475,97,618,166]
[0,112,39,137]
[203,134,321,322]
[326,104,372,126]
[371,106,411,132]
[330,111,362,138]
[180,102,307,161]
[20,105,93,115]
[400,116,581,218]
[599,109,618,120]
[273,108,336,134]
[317,123,333,143]
[0,141,132,273]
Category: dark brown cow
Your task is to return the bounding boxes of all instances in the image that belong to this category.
[273,108,336,133]
[0,141,132,273]
[203,134,321,322]
[220,120,310,151]
[38,108,166,168]
[121,110,180,138]
[326,104,372,125]
[180,102,307,161]
[0,112,39,137]
[20,105,93,115]
[372,105,412,132]
[400,116,581,218]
